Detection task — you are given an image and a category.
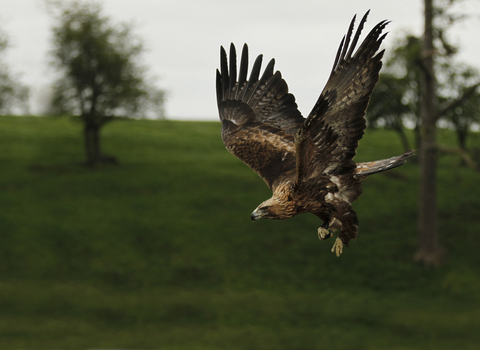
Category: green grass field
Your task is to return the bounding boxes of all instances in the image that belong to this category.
[0,116,479,349]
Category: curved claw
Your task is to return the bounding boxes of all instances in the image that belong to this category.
[331,237,344,257]
[318,227,333,240]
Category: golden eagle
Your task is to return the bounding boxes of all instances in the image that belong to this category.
[215,11,414,256]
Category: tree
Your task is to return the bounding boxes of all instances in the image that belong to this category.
[367,0,480,266]
[415,0,480,266]
[416,0,444,266]
[48,0,165,167]
[0,27,29,115]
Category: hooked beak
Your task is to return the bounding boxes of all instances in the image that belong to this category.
[251,208,264,222]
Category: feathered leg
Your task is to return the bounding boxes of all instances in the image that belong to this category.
[316,203,358,257]
[332,204,358,256]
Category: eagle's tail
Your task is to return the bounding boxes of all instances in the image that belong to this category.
[354,150,415,178]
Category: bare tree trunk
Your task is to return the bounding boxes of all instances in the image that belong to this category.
[394,126,411,153]
[415,0,445,266]
[83,115,118,167]
[84,122,102,168]
[456,127,468,166]
[83,111,102,168]
[414,123,422,151]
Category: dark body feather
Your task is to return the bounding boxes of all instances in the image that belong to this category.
[216,11,414,255]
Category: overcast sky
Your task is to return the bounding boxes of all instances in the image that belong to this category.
[2,0,480,120]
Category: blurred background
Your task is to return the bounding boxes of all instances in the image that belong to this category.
[0,0,479,349]
[3,0,480,119]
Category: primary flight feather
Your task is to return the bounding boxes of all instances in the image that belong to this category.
[216,11,414,256]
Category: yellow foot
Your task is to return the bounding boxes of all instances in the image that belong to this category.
[318,227,333,240]
[331,237,343,257]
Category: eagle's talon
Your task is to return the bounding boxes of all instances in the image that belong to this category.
[318,227,333,240]
[331,237,344,257]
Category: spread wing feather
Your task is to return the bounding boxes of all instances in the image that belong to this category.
[355,150,415,178]
[217,44,305,189]
[296,11,389,184]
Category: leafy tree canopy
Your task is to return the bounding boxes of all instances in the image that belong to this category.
[0,27,29,115]
[48,0,165,122]
[366,2,480,152]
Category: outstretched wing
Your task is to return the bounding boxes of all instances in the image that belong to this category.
[296,11,389,184]
[216,43,305,189]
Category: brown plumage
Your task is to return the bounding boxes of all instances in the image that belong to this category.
[215,11,414,256]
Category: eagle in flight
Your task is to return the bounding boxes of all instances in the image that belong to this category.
[215,11,414,256]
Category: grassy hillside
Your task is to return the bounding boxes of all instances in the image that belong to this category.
[0,116,479,349]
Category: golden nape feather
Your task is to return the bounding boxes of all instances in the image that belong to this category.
[216,11,414,256]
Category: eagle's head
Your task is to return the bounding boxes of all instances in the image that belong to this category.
[251,205,276,221]
[251,197,293,221]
